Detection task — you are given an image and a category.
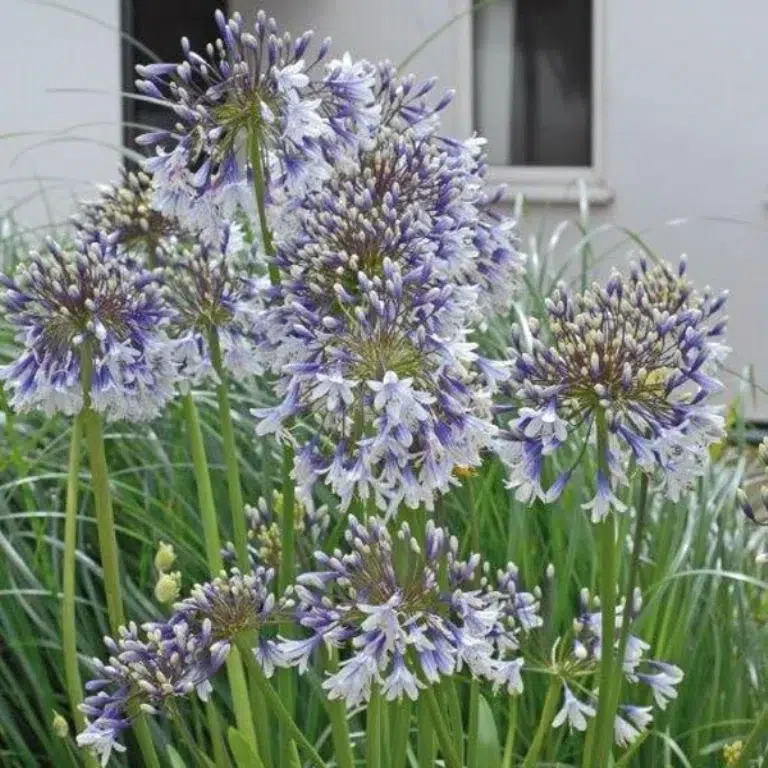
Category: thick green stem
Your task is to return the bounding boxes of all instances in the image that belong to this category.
[183,393,261,759]
[521,677,561,768]
[417,696,436,767]
[326,650,355,768]
[591,409,617,768]
[467,681,479,766]
[391,697,411,768]
[62,415,86,732]
[367,688,382,768]
[237,640,328,768]
[207,328,249,569]
[422,687,462,768]
[84,409,124,631]
[83,407,160,768]
[183,394,224,571]
[612,472,650,718]
[501,695,519,768]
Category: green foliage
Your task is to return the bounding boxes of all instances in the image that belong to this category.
[0,211,765,768]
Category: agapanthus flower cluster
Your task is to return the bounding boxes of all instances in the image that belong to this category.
[72,167,192,263]
[0,238,176,420]
[135,9,379,239]
[222,491,330,569]
[737,438,768,524]
[496,255,728,518]
[272,516,540,707]
[161,226,267,384]
[548,587,683,747]
[254,117,520,513]
[78,567,275,765]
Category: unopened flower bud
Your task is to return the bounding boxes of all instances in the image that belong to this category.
[154,571,181,604]
[154,541,176,573]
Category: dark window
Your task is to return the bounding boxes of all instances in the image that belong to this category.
[121,0,227,150]
[473,0,592,167]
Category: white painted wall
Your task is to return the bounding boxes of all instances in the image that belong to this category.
[2,0,766,414]
[245,0,768,417]
[0,0,121,232]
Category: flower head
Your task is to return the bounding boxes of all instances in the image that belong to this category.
[254,122,517,513]
[78,567,275,765]
[73,167,192,263]
[276,516,538,707]
[161,229,267,384]
[496,255,728,514]
[0,238,176,420]
[136,10,378,234]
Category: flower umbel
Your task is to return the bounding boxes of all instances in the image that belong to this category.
[254,121,517,513]
[496,255,728,516]
[78,567,275,765]
[275,516,539,708]
[136,9,378,236]
[0,238,176,420]
[162,228,267,384]
[73,167,192,262]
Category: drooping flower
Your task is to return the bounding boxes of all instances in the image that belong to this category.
[78,568,275,765]
[274,516,539,708]
[161,227,267,385]
[558,587,683,746]
[72,167,193,263]
[496,255,728,518]
[253,120,518,513]
[552,684,596,731]
[135,9,379,237]
[0,238,176,420]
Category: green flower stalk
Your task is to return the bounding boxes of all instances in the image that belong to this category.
[182,391,263,761]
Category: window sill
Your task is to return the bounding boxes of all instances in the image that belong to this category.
[486,167,615,206]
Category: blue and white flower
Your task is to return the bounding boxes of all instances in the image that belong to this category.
[136,9,378,235]
[496,255,728,518]
[254,120,520,513]
[275,516,538,707]
[77,568,275,765]
[0,238,176,421]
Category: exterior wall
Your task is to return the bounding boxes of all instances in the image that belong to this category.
[1,0,765,414]
[244,0,768,417]
[0,0,121,232]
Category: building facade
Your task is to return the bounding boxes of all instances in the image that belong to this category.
[2,0,766,416]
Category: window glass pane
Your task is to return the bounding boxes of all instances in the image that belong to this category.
[473,0,592,167]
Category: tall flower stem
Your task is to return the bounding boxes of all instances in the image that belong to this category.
[521,676,561,768]
[466,477,480,767]
[61,414,99,768]
[590,408,617,768]
[501,695,518,768]
[366,687,382,768]
[325,649,355,768]
[237,638,328,768]
[248,124,300,755]
[82,402,160,768]
[183,392,263,761]
[422,687,462,768]
[611,472,650,718]
[207,328,249,568]
[417,696,437,767]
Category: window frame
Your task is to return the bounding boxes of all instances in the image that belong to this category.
[455,0,612,205]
